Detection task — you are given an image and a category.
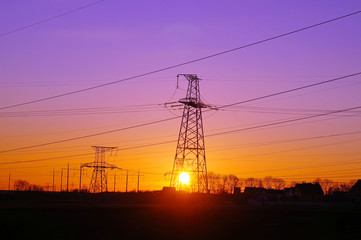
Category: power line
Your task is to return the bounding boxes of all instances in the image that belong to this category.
[5,71,358,117]
[225,137,361,161]
[238,158,361,176]
[0,0,105,38]
[223,105,361,114]
[2,105,361,165]
[1,70,360,154]
[0,103,163,117]
[3,130,358,167]
[2,108,356,156]
[0,116,179,154]
[278,167,361,178]
[0,112,341,157]
[0,69,357,129]
[219,72,361,109]
[207,105,361,137]
[1,70,357,126]
[224,109,361,118]
[208,130,361,153]
[1,10,361,110]
[0,153,92,165]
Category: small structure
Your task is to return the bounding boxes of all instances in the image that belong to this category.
[265,189,284,201]
[349,179,361,204]
[162,186,176,194]
[233,187,241,195]
[293,183,324,201]
[244,187,267,204]
[349,179,361,193]
[284,187,294,198]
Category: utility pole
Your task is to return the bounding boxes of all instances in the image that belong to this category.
[60,168,63,192]
[137,170,140,193]
[170,74,215,193]
[126,170,128,193]
[66,163,69,192]
[114,172,116,192]
[52,168,55,192]
[8,172,10,191]
[79,167,82,192]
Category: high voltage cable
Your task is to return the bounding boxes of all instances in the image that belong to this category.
[208,130,361,152]
[278,168,361,178]
[0,110,343,156]
[1,71,360,117]
[3,104,360,118]
[226,137,361,161]
[11,75,352,117]
[207,105,361,137]
[1,71,360,154]
[223,109,361,118]
[2,110,355,156]
[0,104,163,117]
[2,105,361,164]
[238,158,361,176]
[0,0,105,38]
[1,70,360,156]
[0,153,93,165]
[1,10,361,110]
[0,116,180,154]
[6,128,360,157]
[223,105,361,115]
[219,72,361,108]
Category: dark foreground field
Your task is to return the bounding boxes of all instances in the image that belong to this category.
[1,191,360,240]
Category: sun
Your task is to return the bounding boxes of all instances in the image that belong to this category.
[179,172,190,185]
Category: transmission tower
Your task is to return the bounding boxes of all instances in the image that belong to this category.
[81,146,120,193]
[170,74,215,193]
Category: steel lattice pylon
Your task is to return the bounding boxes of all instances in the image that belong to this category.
[170,74,210,193]
[81,146,119,193]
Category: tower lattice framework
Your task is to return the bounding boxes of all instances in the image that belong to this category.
[170,74,209,193]
[81,146,119,193]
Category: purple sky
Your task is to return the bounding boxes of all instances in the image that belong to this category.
[1,0,361,190]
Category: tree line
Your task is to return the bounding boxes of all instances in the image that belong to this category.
[13,179,44,191]
[11,175,357,194]
[207,172,357,195]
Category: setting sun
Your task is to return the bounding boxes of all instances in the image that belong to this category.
[179,172,190,185]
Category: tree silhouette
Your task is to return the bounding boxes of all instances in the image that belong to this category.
[263,176,273,189]
[14,180,30,191]
[228,174,240,193]
[272,178,285,190]
[245,178,256,188]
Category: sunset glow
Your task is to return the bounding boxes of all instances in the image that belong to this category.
[179,172,190,185]
[2,2,361,239]
[0,1,361,193]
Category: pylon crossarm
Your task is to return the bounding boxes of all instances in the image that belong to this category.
[179,99,207,109]
[103,162,121,170]
[81,162,95,168]
[81,163,120,170]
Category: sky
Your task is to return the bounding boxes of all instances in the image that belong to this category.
[1,0,361,191]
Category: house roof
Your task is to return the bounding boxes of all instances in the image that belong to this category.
[349,179,361,193]
[244,187,265,195]
[295,183,324,195]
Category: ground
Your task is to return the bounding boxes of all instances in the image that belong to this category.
[1,191,360,240]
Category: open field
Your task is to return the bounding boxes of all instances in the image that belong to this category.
[1,191,361,240]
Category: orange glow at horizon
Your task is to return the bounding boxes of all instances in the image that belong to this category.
[179,172,190,185]
[1,1,361,191]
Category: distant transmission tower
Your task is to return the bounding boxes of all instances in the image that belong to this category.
[170,74,216,193]
[81,146,120,193]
